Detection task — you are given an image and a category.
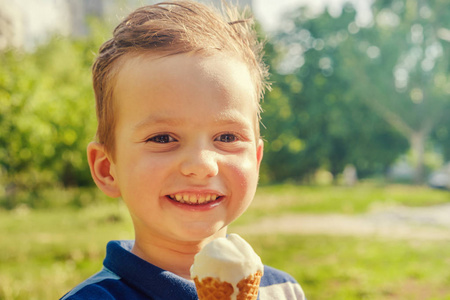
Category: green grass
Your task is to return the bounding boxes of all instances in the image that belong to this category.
[0,201,134,300]
[234,183,450,225]
[1,184,449,299]
[243,234,450,300]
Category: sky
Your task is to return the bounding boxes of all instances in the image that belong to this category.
[8,0,374,49]
[253,0,373,31]
[9,0,71,49]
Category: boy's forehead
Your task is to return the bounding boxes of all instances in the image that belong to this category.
[117,51,252,78]
[113,51,258,101]
[112,51,261,133]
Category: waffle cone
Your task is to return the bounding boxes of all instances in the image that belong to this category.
[236,271,262,300]
[193,271,262,300]
[193,276,234,300]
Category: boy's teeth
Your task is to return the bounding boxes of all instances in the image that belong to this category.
[169,193,220,204]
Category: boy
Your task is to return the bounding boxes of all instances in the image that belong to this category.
[61,1,305,299]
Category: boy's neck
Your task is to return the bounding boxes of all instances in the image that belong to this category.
[131,229,227,280]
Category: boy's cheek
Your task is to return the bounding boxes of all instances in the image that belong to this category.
[228,158,260,186]
[227,146,262,174]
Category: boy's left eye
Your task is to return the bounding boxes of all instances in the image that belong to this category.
[215,134,238,143]
[146,134,176,143]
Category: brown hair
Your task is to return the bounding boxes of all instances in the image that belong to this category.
[92,0,269,157]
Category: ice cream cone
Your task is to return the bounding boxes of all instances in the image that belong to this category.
[236,271,262,300]
[191,234,264,300]
[193,271,262,300]
[193,276,233,300]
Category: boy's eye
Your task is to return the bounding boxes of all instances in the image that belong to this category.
[215,134,238,143]
[146,134,176,143]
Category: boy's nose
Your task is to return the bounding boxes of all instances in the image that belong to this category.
[179,148,219,179]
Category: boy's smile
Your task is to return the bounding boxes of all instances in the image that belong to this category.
[167,193,222,205]
[107,52,263,247]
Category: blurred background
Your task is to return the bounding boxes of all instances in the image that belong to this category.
[1,0,450,299]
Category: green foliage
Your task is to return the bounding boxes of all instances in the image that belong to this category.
[261,8,407,182]
[260,0,450,183]
[3,1,450,208]
[0,20,111,208]
[431,108,450,161]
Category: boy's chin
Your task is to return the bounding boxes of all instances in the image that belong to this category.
[179,225,228,243]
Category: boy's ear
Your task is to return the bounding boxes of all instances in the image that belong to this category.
[87,142,121,198]
[256,138,264,169]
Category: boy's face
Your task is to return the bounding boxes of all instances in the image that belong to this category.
[109,53,263,244]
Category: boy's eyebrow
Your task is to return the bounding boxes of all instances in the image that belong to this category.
[133,112,253,131]
[133,115,184,131]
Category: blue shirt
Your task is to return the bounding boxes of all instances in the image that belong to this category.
[60,240,305,299]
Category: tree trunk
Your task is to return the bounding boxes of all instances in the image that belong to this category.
[410,131,426,184]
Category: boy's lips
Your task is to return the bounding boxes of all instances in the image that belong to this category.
[166,192,223,205]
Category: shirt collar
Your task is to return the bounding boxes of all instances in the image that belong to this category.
[103,240,198,300]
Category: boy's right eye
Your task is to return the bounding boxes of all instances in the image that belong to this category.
[146,134,177,144]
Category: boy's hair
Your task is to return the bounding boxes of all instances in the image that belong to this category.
[92,0,269,158]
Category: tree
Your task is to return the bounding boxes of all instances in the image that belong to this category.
[341,0,450,183]
[260,4,409,183]
[0,20,110,207]
[262,0,450,184]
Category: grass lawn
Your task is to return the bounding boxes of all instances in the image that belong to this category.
[0,201,134,300]
[1,184,449,299]
[244,234,450,300]
[233,183,450,225]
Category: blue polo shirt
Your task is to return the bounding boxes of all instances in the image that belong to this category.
[60,240,305,299]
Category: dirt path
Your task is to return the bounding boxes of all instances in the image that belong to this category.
[233,203,450,240]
